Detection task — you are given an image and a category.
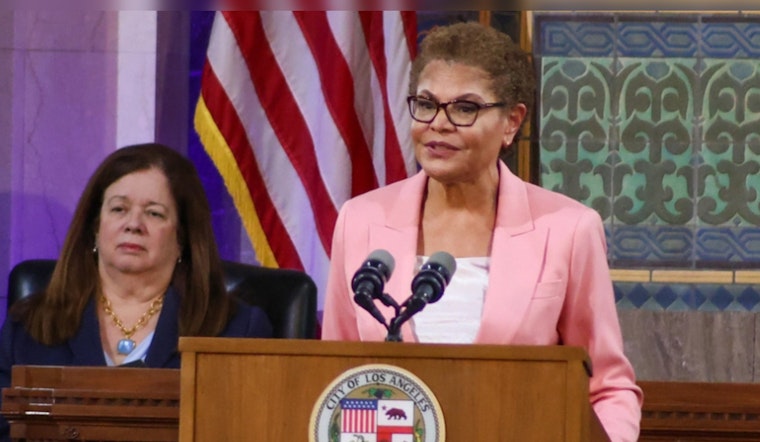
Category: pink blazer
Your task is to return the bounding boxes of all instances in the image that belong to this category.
[322,161,642,442]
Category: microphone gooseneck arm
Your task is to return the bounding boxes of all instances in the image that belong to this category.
[385,251,457,342]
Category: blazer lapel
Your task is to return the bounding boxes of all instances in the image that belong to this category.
[69,298,108,365]
[144,287,180,368]
[476,162,547,344]
[368,170,427,342]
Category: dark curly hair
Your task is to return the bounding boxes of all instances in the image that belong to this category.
[409,21,535,118]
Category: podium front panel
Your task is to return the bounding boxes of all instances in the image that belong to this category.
[179,338,601,441]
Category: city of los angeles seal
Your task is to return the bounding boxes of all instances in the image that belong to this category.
[309,364,445,442]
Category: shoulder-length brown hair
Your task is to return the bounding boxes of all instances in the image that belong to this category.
[11,143,234,344]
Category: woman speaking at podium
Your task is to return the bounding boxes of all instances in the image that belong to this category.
[322,21,642,442]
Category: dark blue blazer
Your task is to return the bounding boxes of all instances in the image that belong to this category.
[0,287,272,440]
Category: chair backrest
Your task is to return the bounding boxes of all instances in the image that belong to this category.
[5,259,318,339]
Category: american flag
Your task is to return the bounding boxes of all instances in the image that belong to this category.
[194,11,417,306]
[341,398,378,433]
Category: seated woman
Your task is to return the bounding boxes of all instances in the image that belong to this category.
[0,143,272,439]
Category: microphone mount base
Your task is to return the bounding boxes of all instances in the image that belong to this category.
[385,317,405,342]
[384,333,403,342]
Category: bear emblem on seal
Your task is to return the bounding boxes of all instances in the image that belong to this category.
[385,407,407,420]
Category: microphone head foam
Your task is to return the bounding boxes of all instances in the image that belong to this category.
[367,249,395,278]
[426,251,456,283]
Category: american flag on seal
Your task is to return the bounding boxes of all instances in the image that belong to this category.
[341,398,377,436]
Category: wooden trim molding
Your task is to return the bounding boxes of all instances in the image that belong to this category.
[639,380,760,441]
[611,269,760,285]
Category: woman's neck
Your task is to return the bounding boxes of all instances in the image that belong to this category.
[98,268,170,305]
[419,171,500,257]
[424,165,499,214]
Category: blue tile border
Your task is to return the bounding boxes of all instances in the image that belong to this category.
[538,19,615,57]
[696,227,760,265]
[702,21,760,58]
[609,225,693,267]
[615,282,760,312]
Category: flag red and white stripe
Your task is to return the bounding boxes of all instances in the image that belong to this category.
[195,11,417,307]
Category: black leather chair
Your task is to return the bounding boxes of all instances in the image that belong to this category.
[6,259,318,339]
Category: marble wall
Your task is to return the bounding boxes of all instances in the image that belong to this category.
[620,310,760,382]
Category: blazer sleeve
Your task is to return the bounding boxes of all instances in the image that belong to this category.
[223,302,273,338]
[321,202,361,341]
[557,209,643,442]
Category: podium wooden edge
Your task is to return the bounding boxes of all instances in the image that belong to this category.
[179,351,196,442]
[179,337,592,369]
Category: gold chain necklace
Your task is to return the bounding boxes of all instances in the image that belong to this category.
[101,294,164,355]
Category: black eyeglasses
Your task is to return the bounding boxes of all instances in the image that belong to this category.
[406,96,505,127]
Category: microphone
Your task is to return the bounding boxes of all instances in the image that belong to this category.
[386,251,456,341]
[351,249,395,327]
[404,251,456,316]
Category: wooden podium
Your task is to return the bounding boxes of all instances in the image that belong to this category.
[179,338,608,441]
[1,365,179,441]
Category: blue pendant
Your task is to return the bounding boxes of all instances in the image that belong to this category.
[117,338,136,355]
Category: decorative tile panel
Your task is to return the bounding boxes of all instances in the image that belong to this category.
[615,59,696,227]
[535,13,760,309]
[540,57,613,218]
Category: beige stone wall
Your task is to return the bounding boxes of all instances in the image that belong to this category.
[620,310,759,382]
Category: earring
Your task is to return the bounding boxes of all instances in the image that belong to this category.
[177,256,182,264]
[93,245,98,253]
